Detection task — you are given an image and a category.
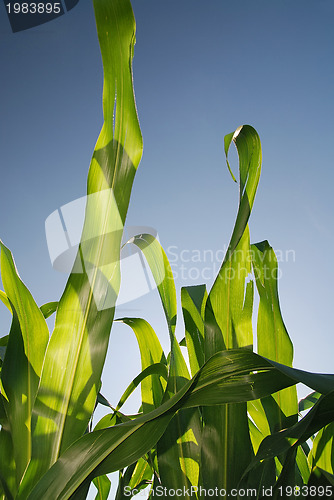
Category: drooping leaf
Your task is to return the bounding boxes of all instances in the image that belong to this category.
[0,290,11,313]
[130,234,189,391]
[117,318,167,412]
[21,349,334,499]
[0,242,49,377]
[40,301,58,319]
[221,125,262,266]
[204,124,261,356]
[115,363,168,413]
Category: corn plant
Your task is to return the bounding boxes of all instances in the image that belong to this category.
[1,0,334,499]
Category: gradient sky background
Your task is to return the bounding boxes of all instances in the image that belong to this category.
[1,1,334,497]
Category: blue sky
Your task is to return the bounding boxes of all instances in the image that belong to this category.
[1,0,334,496]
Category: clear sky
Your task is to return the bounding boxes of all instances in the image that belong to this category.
[1,1,334,497]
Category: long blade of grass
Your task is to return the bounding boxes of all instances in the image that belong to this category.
[19,0,143,493]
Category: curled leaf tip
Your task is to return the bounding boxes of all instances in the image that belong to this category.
[232,125,243,141]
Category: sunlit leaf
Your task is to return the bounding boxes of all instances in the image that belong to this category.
[18,0,143,494]
[0,242,49,484]
[117,318,167,412]
[0,290,11,313]
[40,301,58,319]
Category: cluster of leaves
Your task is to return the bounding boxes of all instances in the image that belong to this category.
[1,0,334,499]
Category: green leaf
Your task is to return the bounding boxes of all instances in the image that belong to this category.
[40,301,58,319]
[21,348,334,499]
[0,427,16,500]
[128,236,201,494]
[308,466,334,487]
[18,0,143,494]
[93,475,111,500]
[181,284,207,376]
[95,410,132,430]
[200,125,261,492]
[221,124,262,265]
[125,458,153,494]
[299,391,322,412]
[252,241,298,420]
[296,446,311,485]
[23,403,179,499]
[118,318,167,412]
[309,422,334,475]
[0,242,49,485]
[248,399,271,452]
[0,336,9,365]
[0,290,11,313]
[249,241,299,484]
[205,125,261,354]
[130,235,176,336]
[0,335,9,347]
[130,235,190,392]
[248,417,266,456]
[0,242,49,378]
[242,390,334,488]
[115,363,168,412]
[115,458,153,500]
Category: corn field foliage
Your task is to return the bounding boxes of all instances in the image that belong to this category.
[1,1,334,499]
